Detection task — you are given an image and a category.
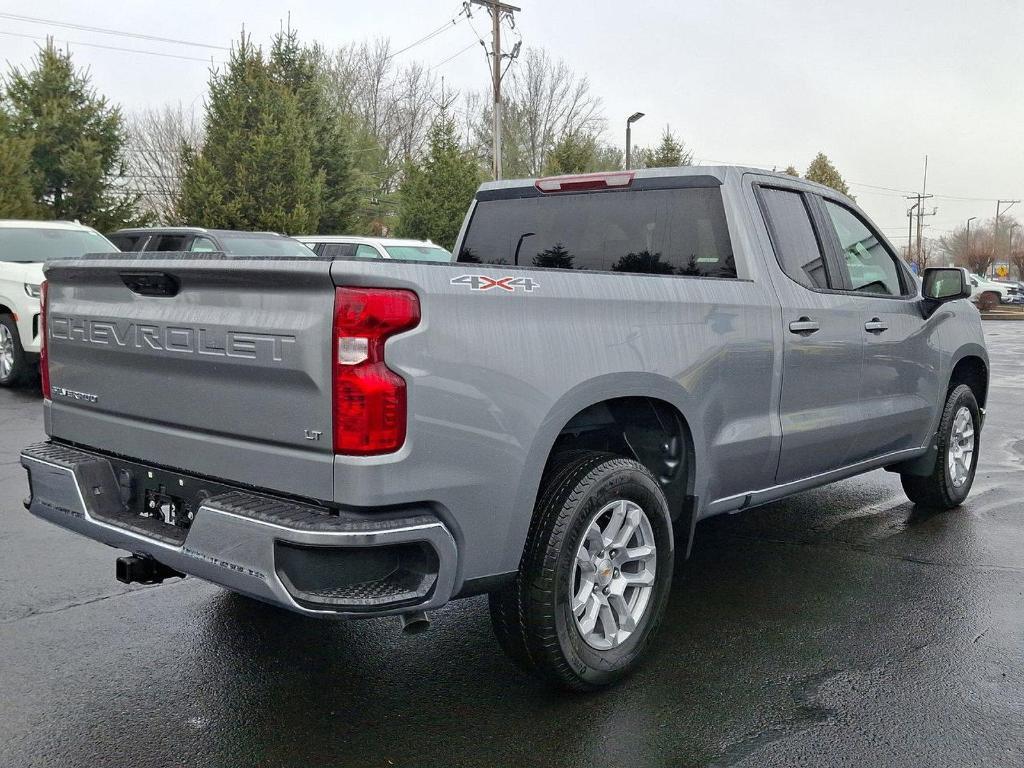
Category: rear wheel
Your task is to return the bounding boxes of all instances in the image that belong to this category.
[0,315,31,387]
[901,384,980,509]
[489,452,674,691]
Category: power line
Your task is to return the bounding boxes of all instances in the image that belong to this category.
[0,11,229,50]
[430,40,483,70]
[0,30,219,64]
[388,7,466,60]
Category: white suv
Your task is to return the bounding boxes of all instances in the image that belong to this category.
[0,220,117,386]
[968,274,1013,310]
[296,235,453,263]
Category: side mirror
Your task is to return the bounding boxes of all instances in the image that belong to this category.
[922,267,971,302]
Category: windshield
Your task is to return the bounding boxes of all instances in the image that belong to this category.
[383,244,454,262]
[0,227,117,262]
[216,235,315,257]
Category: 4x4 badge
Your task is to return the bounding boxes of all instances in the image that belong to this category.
[450,274,538,292]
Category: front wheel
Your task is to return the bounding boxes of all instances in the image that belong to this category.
[901,384,980,509]
[489,452,674,691]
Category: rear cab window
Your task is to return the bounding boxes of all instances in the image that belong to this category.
[458,185,736,278]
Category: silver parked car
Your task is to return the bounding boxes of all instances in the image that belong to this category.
[297,235,453,263]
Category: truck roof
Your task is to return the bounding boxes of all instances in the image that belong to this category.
[478,165,857,205]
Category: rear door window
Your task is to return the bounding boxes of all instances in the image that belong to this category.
[189,236,218,252]
[321,243,357,259]
[355,244,383,260]
[758,188,831,290]
[108,234,147,251]
[150,234,190,251]
[458,187,735,278]
[822,200,906,296]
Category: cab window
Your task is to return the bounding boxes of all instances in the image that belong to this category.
[823,201,905,296]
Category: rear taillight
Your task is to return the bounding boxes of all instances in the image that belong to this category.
[39,280,50,399]
[332,287,420,455]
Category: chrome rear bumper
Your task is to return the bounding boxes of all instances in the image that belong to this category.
[20,442,457,618]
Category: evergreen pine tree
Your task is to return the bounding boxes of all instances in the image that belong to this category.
[396,105,480,251]
[3,40,139,228]
[803,152,851,196]
[0,111,38,217]
[635,126,693,169]
[269,29,358,233]
[177,33,324,233]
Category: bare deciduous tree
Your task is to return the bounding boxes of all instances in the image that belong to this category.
[125,103,202,224]
[940,216,1018,276]
[472,47,604,178]
[323,38,438,193]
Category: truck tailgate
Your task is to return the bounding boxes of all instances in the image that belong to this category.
[44,256,337,501]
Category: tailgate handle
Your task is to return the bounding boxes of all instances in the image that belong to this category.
[120,272,180,297]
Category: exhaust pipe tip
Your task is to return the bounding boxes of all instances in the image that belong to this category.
[399,610,431,635]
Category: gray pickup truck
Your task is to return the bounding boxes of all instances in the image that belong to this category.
[21,167,987,690]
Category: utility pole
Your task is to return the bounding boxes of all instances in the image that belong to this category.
[904,193,935,269]
[905,156,935,271]
[995,199,1020,277]
[471,0,521,180]
[907,200,919,259]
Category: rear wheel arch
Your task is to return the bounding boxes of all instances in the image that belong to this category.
[538,395,700,556]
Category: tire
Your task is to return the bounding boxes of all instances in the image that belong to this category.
[489,451,674,691]
[978,291,999,311]
[0,314,31,387]
[901,384,980,509]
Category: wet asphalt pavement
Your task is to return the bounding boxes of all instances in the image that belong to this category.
[1,322,1022,768]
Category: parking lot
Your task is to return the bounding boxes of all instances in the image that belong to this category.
[0,322,1020,768]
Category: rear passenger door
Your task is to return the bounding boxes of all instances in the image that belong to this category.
[755,182,866,484]
[816,197,942,462]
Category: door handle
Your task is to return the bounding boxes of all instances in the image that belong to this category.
[788,317,820,335]
[864,318,889,334]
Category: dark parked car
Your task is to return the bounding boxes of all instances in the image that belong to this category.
[107,227,314,258]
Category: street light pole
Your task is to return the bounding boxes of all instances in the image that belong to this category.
[965,216,977,267]
[995,199,1020,277]
[625,112,644,170]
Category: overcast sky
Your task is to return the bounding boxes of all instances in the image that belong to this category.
[3,0,1022,242]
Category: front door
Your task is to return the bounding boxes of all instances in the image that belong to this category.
[755,183,866,484]
[816,197,942,462]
